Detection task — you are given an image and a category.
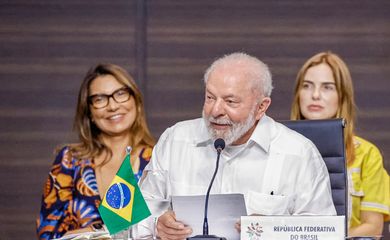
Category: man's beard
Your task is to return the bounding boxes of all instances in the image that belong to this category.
[202,107,257,146]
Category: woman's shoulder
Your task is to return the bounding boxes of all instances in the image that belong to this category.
[53,145,73,162]
[354,136,381,152]
[139,145,153,161]
[53,145,90,167]
[353,135,383,165]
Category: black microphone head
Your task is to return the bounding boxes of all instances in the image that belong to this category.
[214,138,225,152]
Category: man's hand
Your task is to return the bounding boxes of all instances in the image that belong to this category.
[157,210,192,240]
[235,220,241,233]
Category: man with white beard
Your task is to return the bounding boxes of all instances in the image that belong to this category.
[140,52,336,240]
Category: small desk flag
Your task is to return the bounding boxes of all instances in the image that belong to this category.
[98,146,151,235]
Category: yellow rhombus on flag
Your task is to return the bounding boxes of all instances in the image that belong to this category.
[98,147,151,235]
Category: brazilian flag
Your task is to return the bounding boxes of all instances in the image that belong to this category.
[98,147,151,235]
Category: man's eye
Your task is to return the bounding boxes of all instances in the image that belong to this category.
[226,99,239,105]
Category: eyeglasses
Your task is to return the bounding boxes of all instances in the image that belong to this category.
[88,87,133,109]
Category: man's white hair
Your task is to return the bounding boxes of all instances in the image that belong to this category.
[203,52,273,97]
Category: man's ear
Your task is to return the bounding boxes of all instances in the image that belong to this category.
[255,97,271,120]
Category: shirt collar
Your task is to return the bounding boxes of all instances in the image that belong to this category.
[248,114,272,153]
[195,118,213,147]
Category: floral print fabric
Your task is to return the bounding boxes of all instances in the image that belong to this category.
[36,146,152,240]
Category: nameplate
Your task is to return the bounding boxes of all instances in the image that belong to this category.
[241,216,345,240]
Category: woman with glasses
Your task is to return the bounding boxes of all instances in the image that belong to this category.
[36,63,155,239]
[290,51,389,237]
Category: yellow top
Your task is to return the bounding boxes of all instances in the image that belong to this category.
[348,136,390,228]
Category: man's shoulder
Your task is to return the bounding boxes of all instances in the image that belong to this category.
[172,118,203,127]
[272,121,317,151]
[273,120,307,141]
[160,118,207,141]
[169,118,204,132]
[270,121,324,168]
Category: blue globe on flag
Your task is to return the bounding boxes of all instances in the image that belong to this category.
[106,183,131,209]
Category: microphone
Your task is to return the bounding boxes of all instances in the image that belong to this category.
[214,138,225,154]
[187,138,227,240]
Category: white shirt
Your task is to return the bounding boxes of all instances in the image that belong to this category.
[141,115,336,216]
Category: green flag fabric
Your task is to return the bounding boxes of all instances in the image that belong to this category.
[98,147,151,235]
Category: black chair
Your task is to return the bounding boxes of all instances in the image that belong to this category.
[280,119,347,233]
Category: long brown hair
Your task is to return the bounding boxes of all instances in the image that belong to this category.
[290,51,356,164]
[68,63,155,165]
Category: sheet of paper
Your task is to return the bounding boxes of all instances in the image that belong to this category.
[172,193,247,240]
[52,231,110,240]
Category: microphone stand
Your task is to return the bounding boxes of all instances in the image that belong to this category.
[187,139,226,240]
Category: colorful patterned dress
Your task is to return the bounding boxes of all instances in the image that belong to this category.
[36,146,152,240]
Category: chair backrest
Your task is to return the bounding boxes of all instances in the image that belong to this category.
[280,119,347,217]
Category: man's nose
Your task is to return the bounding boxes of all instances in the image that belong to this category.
[211,99,225,117]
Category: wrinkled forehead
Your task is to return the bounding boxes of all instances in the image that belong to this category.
[206,71,261,103]
[208,65,253,87]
